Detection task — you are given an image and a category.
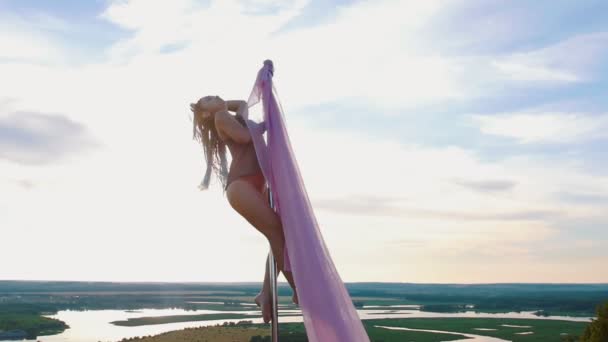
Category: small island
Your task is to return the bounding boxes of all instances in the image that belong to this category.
[111,312,300,327]
[0,313,68,340]
[111,313,255,326]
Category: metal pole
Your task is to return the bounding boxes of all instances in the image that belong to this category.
[267,188,279,341]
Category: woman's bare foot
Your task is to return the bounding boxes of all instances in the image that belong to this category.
[254,291,272,323]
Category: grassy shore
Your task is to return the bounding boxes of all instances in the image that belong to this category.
[362,317,588,341]
[116,324,271,342]
[111,313,300,326]
[114,317,589,342]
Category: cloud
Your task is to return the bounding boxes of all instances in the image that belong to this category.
[417,2,608,83]
[388,238,428,248]
[274,0,361,33]
[423,1,608,53]
[2,0,608,282]
[452,179,516,193]
[0,11,69,64]
[0,111,98,164]
[314,196,560,221]
[396,30,608,113]
[555,191,608,205]
[288,117,607,222]
[101,0,310,58]
[490,60,580,83]
[16,179,36,190]
[0,28,64,63]
[239,0,300,15]
[524,238,608,263]
[490,32,608,83]
[0,10,70,33]
[470,111,608,144]
[97,0,461,110]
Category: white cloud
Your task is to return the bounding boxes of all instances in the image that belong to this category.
[0,111,98,164]
[0,12,69,63]
[491,60,580,82]
[2,0,608,282]
[101,0,310,59]
[97,0,463,111]
[282,116,608,281]
[491,32,608,83]
[471,112,608,144]
[0,29,64,63]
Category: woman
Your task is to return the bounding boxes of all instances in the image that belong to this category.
[190,95,298,323]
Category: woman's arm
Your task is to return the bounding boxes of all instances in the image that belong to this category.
[226,100,246,112]
[226,100,249,121]
[215,111,251,144]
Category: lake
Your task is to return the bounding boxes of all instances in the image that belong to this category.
[2,306,592,342]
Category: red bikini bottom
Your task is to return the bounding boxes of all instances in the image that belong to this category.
[238,171,266,193]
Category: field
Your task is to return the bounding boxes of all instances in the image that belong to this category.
[0,281,605,341]
[362,317,586,341]
[116,317,589,342]
[116,325,271,342]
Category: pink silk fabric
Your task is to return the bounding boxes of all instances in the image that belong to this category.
[244,60,370,342]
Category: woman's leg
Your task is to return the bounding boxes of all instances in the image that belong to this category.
[261,185,298,303]
[226,178,289,279]
[256,252,298,305]
[254,252,298,322]
[226,177,298,311]
[254,253,273,323]
[261,252,272,299]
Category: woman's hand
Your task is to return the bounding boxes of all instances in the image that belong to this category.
[226,100,247,112]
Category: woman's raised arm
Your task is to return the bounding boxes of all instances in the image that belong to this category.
[226,100,246,111]
[225,100,248,120]
[215,111,251,144]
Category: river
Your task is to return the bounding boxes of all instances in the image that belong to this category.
[1,305,592,342]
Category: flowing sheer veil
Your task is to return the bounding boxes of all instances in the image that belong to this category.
[243,60,370,341]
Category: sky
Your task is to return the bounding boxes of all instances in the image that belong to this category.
[1,0,607,284]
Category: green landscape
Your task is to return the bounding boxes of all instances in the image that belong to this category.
[115,316,598,342]
[0,281,607,341]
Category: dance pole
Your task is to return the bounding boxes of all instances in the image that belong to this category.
[267,188,279,341]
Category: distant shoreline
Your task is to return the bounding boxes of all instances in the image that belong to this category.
[111,313,298,326]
